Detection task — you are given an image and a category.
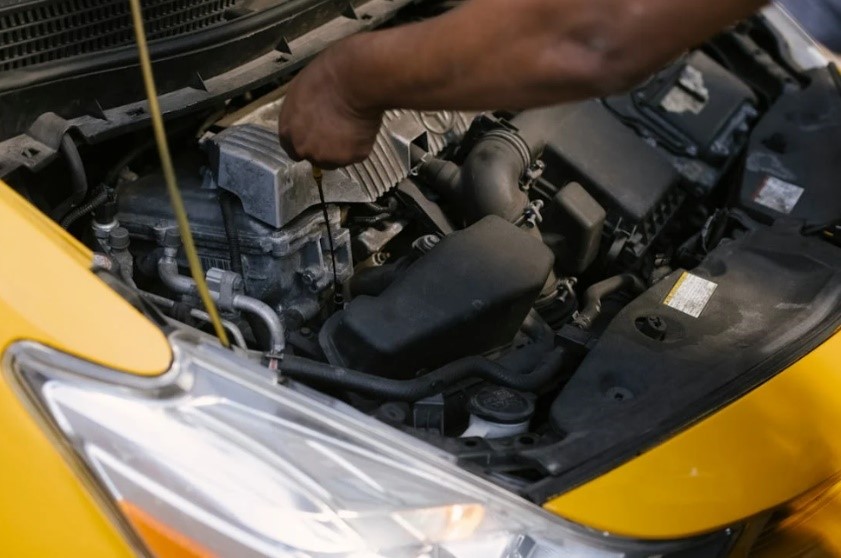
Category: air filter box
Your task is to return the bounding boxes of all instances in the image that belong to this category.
[319,216,554,378]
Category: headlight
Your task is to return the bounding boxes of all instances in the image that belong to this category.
[9,332,736,557]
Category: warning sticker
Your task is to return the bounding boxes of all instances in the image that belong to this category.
[663,272,717,318]
[753,176,804,214]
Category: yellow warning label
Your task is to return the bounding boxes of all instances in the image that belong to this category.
[663,271,717,318]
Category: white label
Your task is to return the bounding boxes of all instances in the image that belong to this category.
[754,176,804,214]
[663,272,717,318]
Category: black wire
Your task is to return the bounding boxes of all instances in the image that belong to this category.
[104,137,156,187]
[315,175,343,304]
[219,192,245,278]
[59,137,157,229]
[52,134,90,222]
[60,184,109,229]
[279,347,569,401]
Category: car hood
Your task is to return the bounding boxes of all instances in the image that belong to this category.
[0,0,411,178]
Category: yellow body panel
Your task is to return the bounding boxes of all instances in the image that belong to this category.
[0,181,171,374]
[0,180,172,556]
[750,479,841,557]
[545,330,841,542]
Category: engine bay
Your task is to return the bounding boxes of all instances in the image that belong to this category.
[6,9,841,503]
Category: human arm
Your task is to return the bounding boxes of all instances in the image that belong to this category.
[278,0,768,167]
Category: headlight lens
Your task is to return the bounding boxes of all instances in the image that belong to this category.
[10,333,735,557]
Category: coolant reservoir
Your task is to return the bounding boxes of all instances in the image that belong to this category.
[461,386,535,440]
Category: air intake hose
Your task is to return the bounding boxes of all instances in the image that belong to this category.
[416,106,562,224]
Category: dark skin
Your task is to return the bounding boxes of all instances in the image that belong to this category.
[278,0,768,169]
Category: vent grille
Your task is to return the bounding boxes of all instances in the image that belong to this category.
[0,0,237,72]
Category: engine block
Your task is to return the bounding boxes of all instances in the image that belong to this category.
[117,169,352,326]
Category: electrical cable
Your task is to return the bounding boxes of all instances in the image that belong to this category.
[128,0,230,348]
[218,192,245,278]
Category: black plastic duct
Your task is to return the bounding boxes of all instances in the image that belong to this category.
[416,106,564,224]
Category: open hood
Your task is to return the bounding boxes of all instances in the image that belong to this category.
[0,0,411,176]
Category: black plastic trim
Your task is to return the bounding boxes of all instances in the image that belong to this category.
[0,0,411,176]
[520,224,841,503]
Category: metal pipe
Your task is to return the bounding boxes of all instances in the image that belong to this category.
[139,291,248,349]
[192,309,248,350]
[229,294,285,355]
[158,251,196,294]
[157,254,284,355]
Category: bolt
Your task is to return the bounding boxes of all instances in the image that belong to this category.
[637,314,668,341]
[606,386,634,402]
[300,269,317,285]
[109,226,130,250]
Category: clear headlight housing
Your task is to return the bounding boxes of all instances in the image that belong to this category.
[9,332,736,557]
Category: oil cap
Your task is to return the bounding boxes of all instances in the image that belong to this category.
[468,386,534,425]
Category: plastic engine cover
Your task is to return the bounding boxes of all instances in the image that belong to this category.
[320,216,554,378]
[738,66,841,227]
[533,223,841,494]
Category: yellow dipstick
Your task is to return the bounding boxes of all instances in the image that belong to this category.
[128,0,230,348]
[311,166,323,184]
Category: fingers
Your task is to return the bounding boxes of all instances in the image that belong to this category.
[306,158,342,171]
[276,56,384,169]
[278,109,382,168]
[276,38,397,168]
[278,127,371,169]
[306,148,370,170]
[277,131,302,162]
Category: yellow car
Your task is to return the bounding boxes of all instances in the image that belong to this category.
[1,1,839,556]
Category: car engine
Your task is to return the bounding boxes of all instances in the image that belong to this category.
[7,8,841,500]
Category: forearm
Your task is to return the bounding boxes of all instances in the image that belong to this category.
[277,0,769,166]
[330,0,768,113]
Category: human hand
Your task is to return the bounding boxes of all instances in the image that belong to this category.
[277,46,383,169]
